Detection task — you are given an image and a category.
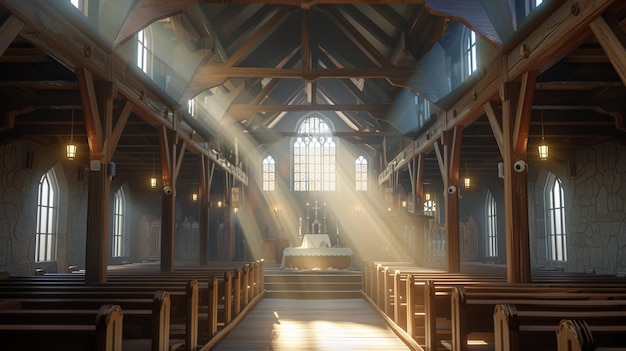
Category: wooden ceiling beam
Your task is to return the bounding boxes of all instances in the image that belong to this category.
[324,5,394,69]
[228,103,391,116]
[0,15,24,56]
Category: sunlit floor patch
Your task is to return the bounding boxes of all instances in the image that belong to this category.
[213,299,410,350]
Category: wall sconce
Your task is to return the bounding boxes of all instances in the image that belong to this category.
[273,207,280,214]
[233,207,238,213]
[218,201,222,208]
[425,193,431,201]
[192,193,198,201]
[402,200,407,207]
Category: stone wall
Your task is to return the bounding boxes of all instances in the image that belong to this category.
[0,140,88,276]
[531,141,626,274]
[568,142,626,274]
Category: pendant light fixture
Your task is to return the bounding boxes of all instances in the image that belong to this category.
[150,153,157,188]
[463,159,471,189]
[66,88,77,160]
[538,78,549,160]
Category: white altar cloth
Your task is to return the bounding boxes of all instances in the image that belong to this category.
[301,234,332,248]
[281,247,353,269]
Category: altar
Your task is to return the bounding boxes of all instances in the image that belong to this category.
[280,201,353,270]
[281,234,353,270]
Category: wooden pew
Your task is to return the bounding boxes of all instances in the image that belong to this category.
[450,286,626,351]
[0,290,170,351]
[0,303,123,351]
[0,261,264,349]
[493,303,626,351]
[556,319,626,351]
[0,281,195,351]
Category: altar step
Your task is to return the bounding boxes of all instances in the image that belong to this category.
[264,271,362,299]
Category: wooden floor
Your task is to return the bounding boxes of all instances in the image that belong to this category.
[212,298,411,350]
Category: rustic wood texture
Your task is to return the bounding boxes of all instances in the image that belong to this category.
[213,298,410,350]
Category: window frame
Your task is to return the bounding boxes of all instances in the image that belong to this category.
[485,190,498,257]
[112,188,126,257]
[462,28,478,79]
[545,173,568,262]
[355,155,368,191]
[35,169,59,263]
[137,27,153,77]
[262,155,276,192]
[292,116,336,192]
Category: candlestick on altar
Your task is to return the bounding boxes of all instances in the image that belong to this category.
[336,219,340,247]
[298,217,302,241]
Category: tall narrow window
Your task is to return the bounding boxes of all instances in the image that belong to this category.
[188,98,196,117]
[35,169,59,262]
[415,94,431,130]
[355,156,368,191]
[485,191,498,257]
[113,188,126,257]
[293,116,336,191]
[546,173,567,261]
[137,28,152,76]
[262,155,276,191]
[462,28,478,78]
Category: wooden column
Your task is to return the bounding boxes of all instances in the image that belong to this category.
[434,127,463,273]
[199,155,215,266]
[224,173,233,262]
[486,72,534,283]
[408,153,425,211]
[158,124,186,272]
[77,68,115,284]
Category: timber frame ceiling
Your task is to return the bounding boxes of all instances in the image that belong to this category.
[1,0,626,196]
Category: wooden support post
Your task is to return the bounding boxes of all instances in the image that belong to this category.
[486,75,534,283]
[435,128,463,273]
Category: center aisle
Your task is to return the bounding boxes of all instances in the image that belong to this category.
[212,298,412,350]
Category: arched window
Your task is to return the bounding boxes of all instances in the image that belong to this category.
[137,28,153,76]
[35,169,59,262]
[355,156,368,191]
[262,155,276,191]
[415,94,431,130]
[113,188,126,257]
[188,98,196,117]
[462,28,478,79]
[293,116,336,191]
[545,173,567,261]
[485,191,498,257]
